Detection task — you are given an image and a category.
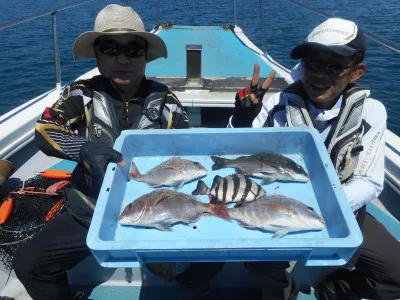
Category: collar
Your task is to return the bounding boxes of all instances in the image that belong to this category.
[89,75,153,102]
[308,95,342,122]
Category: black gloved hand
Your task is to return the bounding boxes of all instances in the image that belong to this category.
[231,87,264,127]
[231,64,276,127]
[79,142,123,179]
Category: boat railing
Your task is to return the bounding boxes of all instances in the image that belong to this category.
[1,0,399,102]
[0,0,131,94]
[279,0,400,54]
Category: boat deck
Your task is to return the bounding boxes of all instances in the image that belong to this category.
[146,25,286,78]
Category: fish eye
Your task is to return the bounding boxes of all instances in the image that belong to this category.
[193,162,200,166]
[307,206,315,212]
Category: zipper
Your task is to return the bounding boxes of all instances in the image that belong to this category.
[125,101,129,123]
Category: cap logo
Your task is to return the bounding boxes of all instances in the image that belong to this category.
[307,20,358,44]
[310,28,354,40]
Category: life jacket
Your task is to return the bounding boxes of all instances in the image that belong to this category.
[284,81,370,182]
[67,82,169,222]
[84,81,168,147]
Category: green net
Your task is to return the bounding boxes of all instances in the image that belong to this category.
[0,176,66,270]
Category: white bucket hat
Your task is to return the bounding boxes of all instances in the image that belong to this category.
[73,4,167,62]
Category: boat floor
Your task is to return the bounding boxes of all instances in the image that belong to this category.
[2,279,318,300]
[1,146,399,300]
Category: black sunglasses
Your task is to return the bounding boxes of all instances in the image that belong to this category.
[302,60,354,76]
[97,40,146,58]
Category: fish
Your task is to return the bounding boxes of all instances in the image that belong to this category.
[119,189,231,231]
[129,157,207,190]
[192,174,266,206]
[228,195,325,238]
[211,152,310,184]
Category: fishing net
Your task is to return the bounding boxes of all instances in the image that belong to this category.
[0,175,66,270]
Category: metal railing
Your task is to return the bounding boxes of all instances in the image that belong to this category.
[153,0,400,56]
[281,0,400,54]
[232,0,237,27]
[1,0,399,95]
[0,0,132,94]
[0,0,95,94]
[259,0,267,53]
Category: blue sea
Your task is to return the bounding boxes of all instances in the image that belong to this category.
[1,0,399,134]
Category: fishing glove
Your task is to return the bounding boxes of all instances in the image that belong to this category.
[231,84,269,127]
[79,142,123,179]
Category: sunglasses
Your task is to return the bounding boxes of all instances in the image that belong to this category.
[302,60,354,76]
[97,40,146,58]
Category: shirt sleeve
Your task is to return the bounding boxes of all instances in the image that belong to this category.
[342,100,387,211]
[34,83,89,161]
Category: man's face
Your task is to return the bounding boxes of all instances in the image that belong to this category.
[94,34,147,86]
[301,49,365,108]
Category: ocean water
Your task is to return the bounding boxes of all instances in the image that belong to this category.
[0,0,399,135]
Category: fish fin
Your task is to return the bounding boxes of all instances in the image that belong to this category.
[160,165,181,171]
[153,223,173,231]
[234,200,246,208]
[235,168,245,174]
[209,198,225,205]
[173,181,185,191]
[192,180,209,195]
[129,161,141,179]
[169,156,183,162]
[262,202,294,214]
[237,220,252,228]
[209,204,231,221]
[211,175,223,189]
[272,230,289,239]
[211,156,228,170]
[209,196,218,204]
[248,186,265,198]
[261,177,276,185]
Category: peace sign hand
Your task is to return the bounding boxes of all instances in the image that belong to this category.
[232,64,276,127]
[249,63,276,105]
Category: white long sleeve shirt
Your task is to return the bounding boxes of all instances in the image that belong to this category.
[228,81,386,211]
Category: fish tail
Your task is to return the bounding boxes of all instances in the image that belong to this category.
[209,204,231,221]
[129,161,142,179]
[211,156,228,170]
[192,180,209,195]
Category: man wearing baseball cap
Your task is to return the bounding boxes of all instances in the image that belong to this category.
[230,18,400,299]
[11,4,202,300]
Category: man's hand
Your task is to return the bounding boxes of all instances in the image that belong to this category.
[232,64,276,127]
[79,142,125,179]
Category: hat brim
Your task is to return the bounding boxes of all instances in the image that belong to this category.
[290,42,358,59]
[73,30,167,62]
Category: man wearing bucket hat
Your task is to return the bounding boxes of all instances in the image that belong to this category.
[11,4,219,300]
[229,18,400,299]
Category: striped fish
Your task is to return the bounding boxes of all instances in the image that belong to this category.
[192,174,266,206]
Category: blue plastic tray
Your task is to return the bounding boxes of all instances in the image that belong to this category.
[87,128,363,267]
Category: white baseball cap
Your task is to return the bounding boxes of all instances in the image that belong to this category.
[291,18,366,59]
